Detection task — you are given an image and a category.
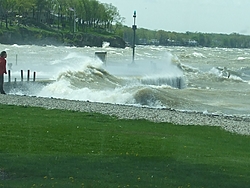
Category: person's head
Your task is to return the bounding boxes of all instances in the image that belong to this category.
[0,51,7,58]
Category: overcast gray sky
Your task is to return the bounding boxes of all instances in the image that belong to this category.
[99,0,250,35]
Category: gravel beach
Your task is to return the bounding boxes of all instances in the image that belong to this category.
[0,94,250,135]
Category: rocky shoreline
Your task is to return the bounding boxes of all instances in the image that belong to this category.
[0,27,126,48]
[0,94,250,135]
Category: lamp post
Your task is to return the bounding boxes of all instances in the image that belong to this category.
[132,11,137,63]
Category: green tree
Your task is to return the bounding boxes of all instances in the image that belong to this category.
[103,3,122,32]
[14,0,35,15]
[0,0,16,28]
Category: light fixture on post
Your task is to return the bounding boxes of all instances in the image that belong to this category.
[132,11,137,63]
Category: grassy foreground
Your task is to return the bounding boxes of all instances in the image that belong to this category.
[0,104,249,188]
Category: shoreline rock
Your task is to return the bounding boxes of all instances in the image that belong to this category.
[0,94,250,135]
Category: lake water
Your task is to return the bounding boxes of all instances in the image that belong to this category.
[1,43,250,117]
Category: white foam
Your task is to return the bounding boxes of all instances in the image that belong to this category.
[37,80,134,104]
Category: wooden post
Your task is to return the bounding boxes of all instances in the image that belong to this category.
[8,70,11,83]
[27,70,30,82]
[33,72,36,82]
[21,70,23,82]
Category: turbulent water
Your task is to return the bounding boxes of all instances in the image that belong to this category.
[1,43,250,117]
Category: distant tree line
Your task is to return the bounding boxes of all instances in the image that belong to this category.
[122,27,250,48]
[0,0,124,33]
[1,0,250,48]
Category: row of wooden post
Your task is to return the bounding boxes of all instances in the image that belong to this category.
[7,70,36,83]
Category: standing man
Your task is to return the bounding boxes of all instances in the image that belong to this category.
[0,51,7,94]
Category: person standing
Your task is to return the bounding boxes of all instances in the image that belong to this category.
[0,51,7,94]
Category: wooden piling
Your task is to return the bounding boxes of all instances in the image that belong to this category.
[6,70,37,84]
[27,70,30,82]
[8,70,11,83]
[33,72,36,82]
[21,70,23,82]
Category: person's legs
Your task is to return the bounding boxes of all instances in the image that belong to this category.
[0,74,5,94]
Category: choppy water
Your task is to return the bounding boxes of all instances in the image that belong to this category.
[1,43,250,116]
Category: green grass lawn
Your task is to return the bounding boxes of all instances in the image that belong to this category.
[0,104,249,188]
